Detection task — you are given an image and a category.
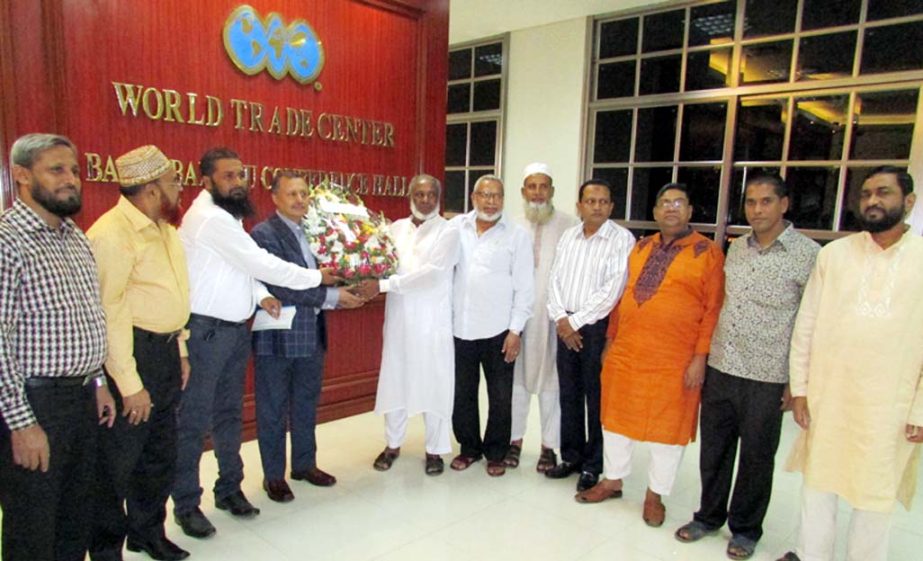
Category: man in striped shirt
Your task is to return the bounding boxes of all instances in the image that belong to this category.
[0,133,115,561]
[545,179,635,492]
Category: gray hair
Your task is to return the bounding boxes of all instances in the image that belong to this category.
[408,174,441,198]
[10,133,77,169]
[472,174,503,193]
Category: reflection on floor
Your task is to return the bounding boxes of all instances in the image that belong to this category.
[6,391,922,561]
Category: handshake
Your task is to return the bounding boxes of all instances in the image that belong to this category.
[259,270,384,316]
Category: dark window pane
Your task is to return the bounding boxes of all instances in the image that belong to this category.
[635,105,678,162]
[469,170,494,192]
[867,0,923,21]
[445,171,466,214]
[630,167,674,220]
[838,167,877,231]
[686,48,732,91]
[639,55,681,95]
[785,167,839,229]
[474,43,503,77]
[445,124,467,167]
[680,102,728,161]
[447,84,470,114]
[469,121,497,166]
[591,167,629,220]
[789,96,847,160]
[643,9,685,53]
[472,79,501,111]
[850,90,918,160]
[449,49,471,80]
[728,167,782,225]
[677,166,721,223]
[744,0,797,37]
[597,61,636,99]
[593,110,633,163]
[802,0,860,30]
[740,41,793,84]
[735,98,786,161]
[861,22,923,74]
[797,32,856,81]
[689,2,736,47]
[600,18,638,58]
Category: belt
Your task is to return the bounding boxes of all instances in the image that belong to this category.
[188,313,247,329]
[25,374,97,388]
[133,326,182,342]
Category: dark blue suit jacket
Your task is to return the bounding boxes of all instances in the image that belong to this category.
[250,214,328,357]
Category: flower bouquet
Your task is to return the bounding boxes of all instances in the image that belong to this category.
[302,180,399,281]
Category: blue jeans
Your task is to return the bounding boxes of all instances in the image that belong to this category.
[254,353,324,480]
[171,317,250,514]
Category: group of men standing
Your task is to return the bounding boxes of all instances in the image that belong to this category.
[0,135,348,561]
[0,131,920,561]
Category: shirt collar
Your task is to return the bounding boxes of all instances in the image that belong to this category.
[10,198,77,234]
[116,195,157,232]
[745,220,795,251]
[582,219,615,240]
[276,211,305,234]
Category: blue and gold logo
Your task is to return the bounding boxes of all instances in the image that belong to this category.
[223,5,325,87]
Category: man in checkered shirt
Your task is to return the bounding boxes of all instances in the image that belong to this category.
[0,133,115,561]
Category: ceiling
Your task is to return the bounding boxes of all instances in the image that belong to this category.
[449,0,669,44]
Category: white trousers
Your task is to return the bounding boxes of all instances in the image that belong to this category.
[384,409,452,455]
[795,484,892,561]
[510,379,560,448]
[603,430,685,496]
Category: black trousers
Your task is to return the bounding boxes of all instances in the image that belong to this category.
[0,382,98,561]
[452,332,513,462]
[556,318,608,475]
[694,366,785,542]
[90,328,182,560]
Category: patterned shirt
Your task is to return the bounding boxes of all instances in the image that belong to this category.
[708,222,819,383]
[0,200,107,430]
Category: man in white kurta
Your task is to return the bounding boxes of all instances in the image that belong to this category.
[359,175,459,476]
[508,163,578,472]
[778,166,923,561]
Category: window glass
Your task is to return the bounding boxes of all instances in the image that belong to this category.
[449,50,471,80]
[636,106,678,162]
[861,22,923,74]
[445,124,467,167]
[447,84,470,114]
[735,98,786,161]
[469,121,497,166]
[686,48,732,91]
[744,0,797,38]
[797,32,856,81]
[785,167,839,229]
[677,166,721,223]
[474,43,503,77]
[850,90,919,160]
[643,10,685,52]
[689,2,735,47]
[801,0,860,30]
[599,18,638,58]
[444,171,466,214]
[680,102,728,161]
[597,61,636,99]
[639,55,682,95]
[472,79,501,111]
[867,0,923,21]
[740,41,793,84]
[593,110,633,163]
[590,167,629,220]
[788,96,848,160]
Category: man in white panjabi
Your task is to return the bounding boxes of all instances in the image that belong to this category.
[358,174,459,476]
[504,163,578,473]
[776,166,923,561]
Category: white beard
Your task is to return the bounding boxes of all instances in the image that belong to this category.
[524,201,554,225]
[411,201,440,222]
[476,210,502,222]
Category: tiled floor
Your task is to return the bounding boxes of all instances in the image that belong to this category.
[5,391,921,560]
[157,393,923,561]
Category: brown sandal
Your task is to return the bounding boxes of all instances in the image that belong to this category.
[536,447,557,473]
[486,460,506,477]
[373,447,400,471]
[502,444,521,468]
[450,453,482,471]
[643,489,666,527]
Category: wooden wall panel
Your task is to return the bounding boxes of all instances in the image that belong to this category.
[2,0,449,434]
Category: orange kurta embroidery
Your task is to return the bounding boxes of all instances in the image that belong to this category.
[600,230,725,446]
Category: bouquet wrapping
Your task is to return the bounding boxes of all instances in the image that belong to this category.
[302,181,399,281]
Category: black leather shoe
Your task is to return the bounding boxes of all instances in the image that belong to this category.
[126,536,190,561]
[215,490,261,518]
[576,471,599,492]
[545,460,582,479]
[174,507,216,539]
[263,479,295,503]
[291,466,337,487]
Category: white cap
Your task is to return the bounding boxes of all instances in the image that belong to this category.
[522,162,553,183]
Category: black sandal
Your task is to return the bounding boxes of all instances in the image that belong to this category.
[373,447,400,471]
[424,454,444,476]
[502,444,521,468]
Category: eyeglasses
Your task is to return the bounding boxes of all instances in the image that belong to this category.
[657,198,688,209]
[474,191,503,201]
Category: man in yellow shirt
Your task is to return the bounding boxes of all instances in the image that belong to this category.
[87,145,191,561]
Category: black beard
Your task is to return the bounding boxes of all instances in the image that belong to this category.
[858,204,904,233]
[32,182,81,217]
[211,187,254,219]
